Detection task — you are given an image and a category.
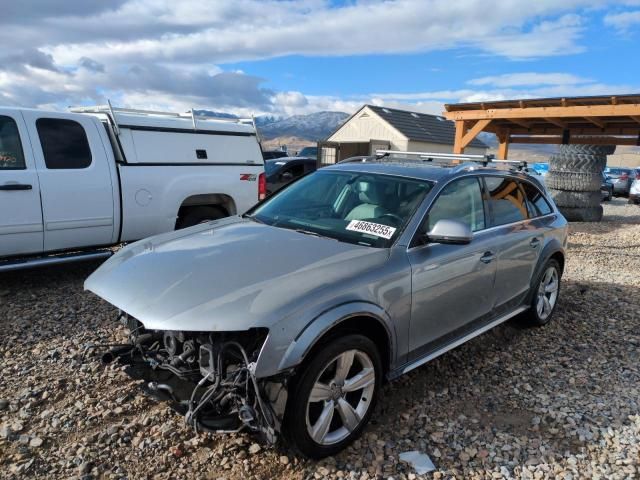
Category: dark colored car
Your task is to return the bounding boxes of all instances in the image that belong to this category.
[298,146,318,158]
[265,156,317,195]
[605,167,634,197]
[262,150,288,161]
[601,174,613,201]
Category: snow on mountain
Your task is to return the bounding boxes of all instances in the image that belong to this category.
[258,111,349,140]
[194,110,349,142]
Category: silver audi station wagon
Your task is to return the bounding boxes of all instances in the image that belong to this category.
[86,152,568,458]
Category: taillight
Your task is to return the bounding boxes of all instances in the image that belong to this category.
[620,173,629,181]
[636,172,640,180]
[258,172,266,201]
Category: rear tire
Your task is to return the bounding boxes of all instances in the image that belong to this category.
[285,334,382,459]
[177,206,226,229]
[521,259,561,327]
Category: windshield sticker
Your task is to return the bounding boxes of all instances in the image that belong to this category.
[346,220,396,239]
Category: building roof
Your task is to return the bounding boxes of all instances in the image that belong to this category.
[443,93,640,149]
[444,93,640,112]
[367,105,488,149]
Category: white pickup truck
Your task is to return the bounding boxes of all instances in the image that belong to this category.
[0,105,265,271]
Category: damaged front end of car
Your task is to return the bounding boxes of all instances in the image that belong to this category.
[96,312,289,445]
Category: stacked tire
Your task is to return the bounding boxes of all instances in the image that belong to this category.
[546,144,616,222]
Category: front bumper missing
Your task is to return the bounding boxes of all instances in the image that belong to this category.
[91,315,287,445]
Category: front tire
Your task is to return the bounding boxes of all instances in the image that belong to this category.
[285,335,382,458]
[521,259,561,327]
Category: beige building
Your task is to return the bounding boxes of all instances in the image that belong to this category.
[320,104,488,165]
[607,148,640,168]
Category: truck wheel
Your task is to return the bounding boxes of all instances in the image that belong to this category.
[549,153,606,173]
[546,171,602,192]
[548,189,601,208]
[558,144,616,156]
[285,334,381,459]
[177,206,226,229]
[559,205,604,222]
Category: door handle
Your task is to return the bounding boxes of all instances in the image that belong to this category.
[0,183,32,191]
[480,251,496,264]
[530,238,541,248]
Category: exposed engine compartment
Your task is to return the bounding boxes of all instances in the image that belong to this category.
[98,313,284,444]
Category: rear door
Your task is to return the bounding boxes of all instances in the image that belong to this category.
[482,176,543,313]
[22,111,116,251]
[0,111,43,256]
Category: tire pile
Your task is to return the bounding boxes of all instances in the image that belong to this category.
[547,144,616,222]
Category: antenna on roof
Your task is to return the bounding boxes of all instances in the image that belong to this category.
[107,99,120,136]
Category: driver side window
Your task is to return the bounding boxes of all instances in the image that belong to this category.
[427,177,486,232]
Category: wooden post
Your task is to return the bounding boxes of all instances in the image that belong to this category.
[497,130,510,159]
[453,120,467,154]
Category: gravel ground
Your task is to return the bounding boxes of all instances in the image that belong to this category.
[1,198,639,480]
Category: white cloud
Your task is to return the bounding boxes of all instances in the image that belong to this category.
[0,0,635,116]
[604,10,640,30]
[468,72,592,87]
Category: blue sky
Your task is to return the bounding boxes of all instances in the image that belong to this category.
[1,1,640,116]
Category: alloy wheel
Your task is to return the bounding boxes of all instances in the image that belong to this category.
[305,349,376,445]
[536,266,559,320]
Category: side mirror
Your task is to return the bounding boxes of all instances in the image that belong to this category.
[427,219,473,245]
[281,171,294,181]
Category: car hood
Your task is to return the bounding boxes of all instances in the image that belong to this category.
[85,217,388,331]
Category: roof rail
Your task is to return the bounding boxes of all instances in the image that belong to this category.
[372,149,529,171]
[69,103,255,125]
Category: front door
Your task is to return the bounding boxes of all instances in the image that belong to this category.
[407,177,497,360]
[0,111,43,257]
[22,111,116,251]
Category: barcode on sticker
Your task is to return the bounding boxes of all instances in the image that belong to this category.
[346,220,396,239]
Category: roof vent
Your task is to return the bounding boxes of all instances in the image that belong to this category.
[436,116,445,121]
[382,108,391,113]
[360,112,369,118]
[411,113,420,118]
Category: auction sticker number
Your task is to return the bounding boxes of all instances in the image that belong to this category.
[346,220,396,239]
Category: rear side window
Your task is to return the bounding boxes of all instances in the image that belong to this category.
[521,181,552,217]
[0,116,25,169]
[428,177,486,232]
[484,176,528,226]
[36,118,92,169]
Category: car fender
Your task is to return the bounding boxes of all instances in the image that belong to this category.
[526,238,565,304]
[255,301,396,379]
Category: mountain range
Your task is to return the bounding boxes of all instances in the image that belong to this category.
[195,109,349,142]
[195,109,569,160]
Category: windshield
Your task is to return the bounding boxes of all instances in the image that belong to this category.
[249,170,433,247]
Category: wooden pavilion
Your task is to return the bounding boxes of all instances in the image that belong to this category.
[443,94,640,159]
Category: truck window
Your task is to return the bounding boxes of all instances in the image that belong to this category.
[36,118,92,169]
[0,116,26,169]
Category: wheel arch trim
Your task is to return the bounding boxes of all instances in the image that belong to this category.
[272,302,396,377]
[526,240,565,304]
